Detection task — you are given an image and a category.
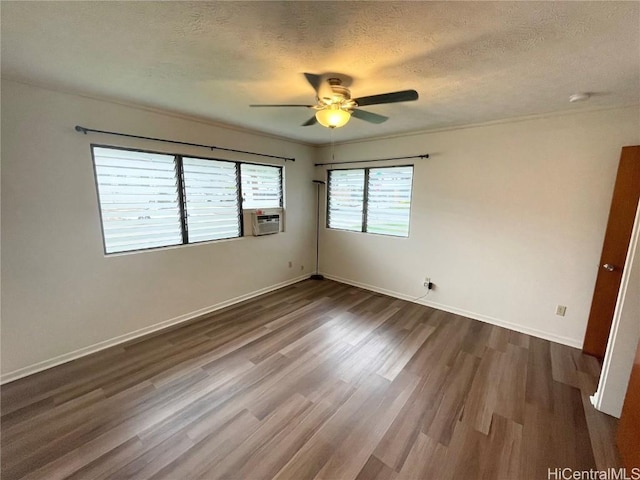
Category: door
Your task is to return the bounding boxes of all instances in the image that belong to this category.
[617,339,640,468]
[583,146,640,359]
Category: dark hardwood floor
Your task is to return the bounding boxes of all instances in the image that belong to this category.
[1,280,620,479]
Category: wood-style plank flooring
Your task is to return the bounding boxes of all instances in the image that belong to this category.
[1,280,621,479]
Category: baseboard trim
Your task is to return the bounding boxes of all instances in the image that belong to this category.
[1,274,309,385]
[323,274,583,349]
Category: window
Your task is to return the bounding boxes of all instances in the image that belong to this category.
[240,163,283,209]
[327,165,413,237]
[92,146,283,254]
[366,166,413,236]
[93,147,183,253]
[327,169,365,232]
[182,157,241,243]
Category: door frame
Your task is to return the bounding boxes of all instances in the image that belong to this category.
[591,202,640,416]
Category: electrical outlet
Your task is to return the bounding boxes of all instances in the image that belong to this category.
[288,261,292,268]
[300,265,304,271]
[423,277,431,287]
[555,305,567,317]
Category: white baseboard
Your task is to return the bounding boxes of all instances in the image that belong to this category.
[323,274,583,349]
[1,274,310,385]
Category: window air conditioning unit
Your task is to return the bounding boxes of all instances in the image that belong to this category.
[252,213,280,236]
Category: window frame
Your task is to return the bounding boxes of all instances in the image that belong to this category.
[240,162,284,210]
[181,155,244,245]
[326,164,414,237]
[90,143,284,255]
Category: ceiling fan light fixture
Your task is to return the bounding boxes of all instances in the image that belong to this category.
[315,105,351,128]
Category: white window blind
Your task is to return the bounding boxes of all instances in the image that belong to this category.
[326,165,414,237]
[92,146,284,253]
[240,163,282,209]
[93,147,183,254]
[327,169,365,232]
[182,157,241,243]
[366,166,413,237]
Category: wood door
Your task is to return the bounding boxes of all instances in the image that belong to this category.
[617,339,640,468]
[583,146,640,359]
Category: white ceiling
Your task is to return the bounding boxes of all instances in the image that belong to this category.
[2,1,639,145]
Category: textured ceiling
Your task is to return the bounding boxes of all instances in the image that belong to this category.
[2,1,639,145]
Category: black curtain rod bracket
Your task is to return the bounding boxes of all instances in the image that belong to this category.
[315,153,428,167]
[74,125,295,162]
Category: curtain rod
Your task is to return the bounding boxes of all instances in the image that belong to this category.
[315,153,428,167]
[74,125,295,162]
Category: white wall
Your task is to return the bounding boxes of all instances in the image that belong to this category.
[595,203,640,417]
[317,106,640,347]
[1,80,316,380]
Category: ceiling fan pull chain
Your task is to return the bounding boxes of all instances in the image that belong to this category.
[331,129,336,164]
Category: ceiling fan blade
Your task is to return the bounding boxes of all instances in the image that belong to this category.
[249,104,313,107]
[353,89,419,107]
[351,109,389,124]
[301,116,317,127]
[303,73,322,93]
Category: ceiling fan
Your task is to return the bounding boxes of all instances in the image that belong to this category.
[250,73,419,128]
